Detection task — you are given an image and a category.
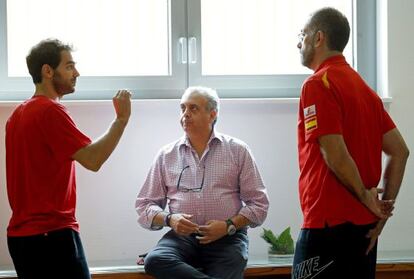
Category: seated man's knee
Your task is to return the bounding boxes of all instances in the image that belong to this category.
[144,248,178,275]
[143,251,162,274]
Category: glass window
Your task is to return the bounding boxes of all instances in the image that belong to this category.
[7,0,170,77]
[201,0,353,75]
[0,0,376,100]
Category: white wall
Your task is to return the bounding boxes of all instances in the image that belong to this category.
[378,0,414,250]
[0,99,301,265]
[1,0,413,267]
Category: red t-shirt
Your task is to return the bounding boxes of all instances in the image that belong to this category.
[6,95,91,236]
[297,55,396,228]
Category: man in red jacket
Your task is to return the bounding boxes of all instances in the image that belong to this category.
[293,7,409,279]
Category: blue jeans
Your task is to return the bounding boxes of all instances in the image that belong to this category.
[292,222,377,279]
[8,228,91,279]
[145,229,248,279]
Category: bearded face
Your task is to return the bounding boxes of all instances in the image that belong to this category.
[52,50,79,97]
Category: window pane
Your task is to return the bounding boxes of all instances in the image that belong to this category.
[201,0,353,75]
[7,0,170,77]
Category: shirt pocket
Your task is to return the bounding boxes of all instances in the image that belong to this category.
[163,166,181,191]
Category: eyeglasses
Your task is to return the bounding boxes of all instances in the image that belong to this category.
[176,165,205,192]
[298,30,319,43]
[298,32,306,42]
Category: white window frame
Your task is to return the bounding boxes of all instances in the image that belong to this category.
[0,0,376,100]
[0,0,188,101]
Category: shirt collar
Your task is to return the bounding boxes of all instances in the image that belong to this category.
[315,54,347,73]
[178,130,223,149]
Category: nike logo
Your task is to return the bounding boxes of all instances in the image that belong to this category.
[292,257,334,279]
[309,260,333,279]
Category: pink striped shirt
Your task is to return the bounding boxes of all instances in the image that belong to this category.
[136,131,269,230]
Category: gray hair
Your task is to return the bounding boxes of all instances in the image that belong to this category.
[308,7,350,52]
[182,86,220,124]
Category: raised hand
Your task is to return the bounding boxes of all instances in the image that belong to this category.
[112,89,132,125]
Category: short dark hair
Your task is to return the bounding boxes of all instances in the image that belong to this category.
[26,39,73,84]
[308,7,350,52]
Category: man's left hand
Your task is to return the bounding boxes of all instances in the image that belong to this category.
[361,188,394,219]
[196,220,227,244]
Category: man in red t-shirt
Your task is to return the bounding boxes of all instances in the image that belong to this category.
[293,8,409,279]
[5,39,132,279]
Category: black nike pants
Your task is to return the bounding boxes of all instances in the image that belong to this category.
[292,222,377,279]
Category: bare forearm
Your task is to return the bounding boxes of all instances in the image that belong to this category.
[319,134,397,219]
[73,90,131,171]
[330,157,366,199]
[323,149,388,218]
[319,135,367,200]
[381,128,410,200]
[382,155,409,200]
[74,118,127,171]
[90,118,127,167]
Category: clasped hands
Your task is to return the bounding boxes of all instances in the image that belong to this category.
[363,187,395,255]
[362,187,394,220]
[169,213,227,244]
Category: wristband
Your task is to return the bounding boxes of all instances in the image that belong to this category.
[165,213,173,227]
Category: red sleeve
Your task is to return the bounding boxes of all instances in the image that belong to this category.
[301,79,343,142]
[41,103,91,163]
[382,109,396,134]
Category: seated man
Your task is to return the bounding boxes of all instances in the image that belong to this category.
[136,86,269,279]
